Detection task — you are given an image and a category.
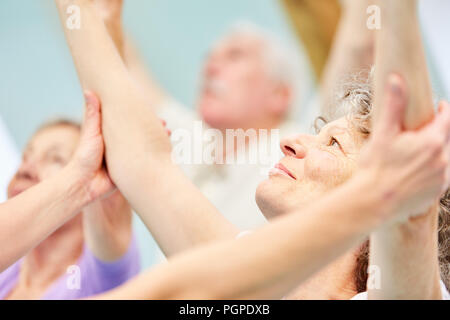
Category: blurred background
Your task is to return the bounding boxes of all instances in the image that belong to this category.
[0,0,449,270]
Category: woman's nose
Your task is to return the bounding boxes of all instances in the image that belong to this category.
[280,135,307,159]
[17,160,39,181]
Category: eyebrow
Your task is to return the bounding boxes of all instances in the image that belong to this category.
[322,125,352,155]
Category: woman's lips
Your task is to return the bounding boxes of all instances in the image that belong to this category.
[270,163,296,180]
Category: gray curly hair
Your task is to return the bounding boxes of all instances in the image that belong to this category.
[316,70,450,292]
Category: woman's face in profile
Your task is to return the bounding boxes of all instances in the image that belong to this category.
[8,125,80,199]
[256,117,367,219]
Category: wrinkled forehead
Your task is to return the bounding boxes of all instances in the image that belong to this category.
[26,125,80,155]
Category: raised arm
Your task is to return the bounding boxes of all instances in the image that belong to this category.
[320,0,375,118]
[82,189,133,262]
[373,0,434,128]
[93,0,167,109]
[0,94,114,271]
[55,0,238,256]
[369,0,442,299]
[97,88,450,299]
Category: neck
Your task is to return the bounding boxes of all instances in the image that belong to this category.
[286,249,359,300]
[20,218,84,288]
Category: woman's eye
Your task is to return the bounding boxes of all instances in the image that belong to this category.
[329,137,340,148]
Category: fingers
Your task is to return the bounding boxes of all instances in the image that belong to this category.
[376,73,408,136]
[80,91,102,141]
[419,100,450,157]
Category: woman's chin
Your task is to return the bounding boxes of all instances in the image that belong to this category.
[256,180,290,220]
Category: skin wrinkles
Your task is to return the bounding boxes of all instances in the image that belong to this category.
[255,116,371,299]
[257,117,366,218]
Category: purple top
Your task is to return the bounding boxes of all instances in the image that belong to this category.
[0,236,140,300]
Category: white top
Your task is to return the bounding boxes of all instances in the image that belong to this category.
[0,117,19,203]
[351,281,450,300]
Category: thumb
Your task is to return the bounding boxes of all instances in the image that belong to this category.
[80,91,101,142]
[376,73,408,135]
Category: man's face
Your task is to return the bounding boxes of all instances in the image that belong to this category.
[198,33,289,131]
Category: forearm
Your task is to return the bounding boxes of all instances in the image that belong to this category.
[97,172,385,300]
[82,198,133,262]
[367,1,440,299]
[56,0,170,180]
[0,166,89,271]
[125,163,239,256]
[102,9,167,110]
[368,209,442,299]
[102,14,125,59]
[123,38,167,109]
[373,0,433,128]
[56,0,237,256]
[320,0,374,118]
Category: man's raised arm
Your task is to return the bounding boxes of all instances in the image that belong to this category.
[320,0,375,118]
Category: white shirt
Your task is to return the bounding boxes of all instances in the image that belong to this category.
[351,281,450,300]
[0,117,19,203]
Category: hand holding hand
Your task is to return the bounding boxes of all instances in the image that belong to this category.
[68,90,172,204]
[67,91,115,203]
[359,74,450,223]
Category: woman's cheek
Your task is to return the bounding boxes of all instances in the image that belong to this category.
[305,151,348,185]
